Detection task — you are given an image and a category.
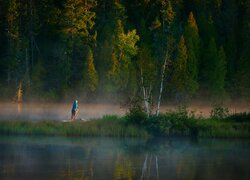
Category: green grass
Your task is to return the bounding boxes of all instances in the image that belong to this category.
[195,118,250,138]
[125,109,250,138]
[0,113,250,138]
[0,115,149,138]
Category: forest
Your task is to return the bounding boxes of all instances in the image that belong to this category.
[0,0,249,108]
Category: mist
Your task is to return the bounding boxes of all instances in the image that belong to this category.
[0,101,249,121]
[0,102,126,121]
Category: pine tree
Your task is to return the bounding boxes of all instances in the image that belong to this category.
[31,59,45,94]
[213,46,227,98]
[203,38,227,98]
[171,36,198,102]
[184,12,200,82]
[6,0,21,85]
[203,38,218,90]
[236,0,250,97]
[85,48,98,92]
[62,0,97,90]
[220,0,238,87]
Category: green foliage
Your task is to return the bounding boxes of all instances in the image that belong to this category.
[63,0,97,41]
[7,0,20,40]
[203,38,217,87]
[0,0,249,102]
[160,0,175,25]
[85,48,98,92]
[6,0,21,85]
[196,119,250,138]
[31,60,45,94]
[210,103,230,119]
[203,38,227,98]
[145,113,190,136]
[0,117,149,138]
[225,112,250,123]
[126,99,147,125]
[184,12,200,81]
[235,0,250,97]
[171,36,198,101]
[107,20,139,92]
[137,45,157,88]
[1,111,250,138]
[214,46,227,97]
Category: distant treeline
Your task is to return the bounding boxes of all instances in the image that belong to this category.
[0,0,249,103]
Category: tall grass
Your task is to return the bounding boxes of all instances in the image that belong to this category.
[195,119,250,138]
[0,115,149,138]
[0,112,250,138]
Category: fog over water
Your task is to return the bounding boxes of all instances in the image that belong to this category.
[0,101,249,121]
[0,136,250,179]
[0,102,126,121]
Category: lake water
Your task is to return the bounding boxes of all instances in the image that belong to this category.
[0,136,249,180]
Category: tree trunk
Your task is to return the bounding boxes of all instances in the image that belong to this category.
[25,48,30,88]
[140,68,149,117]
[156,50,168,116]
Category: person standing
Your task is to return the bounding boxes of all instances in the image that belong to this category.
[71,100,78,121]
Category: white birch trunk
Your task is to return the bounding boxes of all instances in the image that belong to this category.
[156,50,168,116]
[140,69,149,117]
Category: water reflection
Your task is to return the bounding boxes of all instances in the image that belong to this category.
[0,136,249,180]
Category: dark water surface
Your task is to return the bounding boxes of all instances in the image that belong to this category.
[0,136,249,180]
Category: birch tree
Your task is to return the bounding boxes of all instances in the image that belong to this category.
[137,45,157,116]
[155,0,175,115]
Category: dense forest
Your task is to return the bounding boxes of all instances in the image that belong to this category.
[0,0,249,107]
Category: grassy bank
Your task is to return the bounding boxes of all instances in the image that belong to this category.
[125,109,250,138]
[0,112,249,138]
[0,115,149,138]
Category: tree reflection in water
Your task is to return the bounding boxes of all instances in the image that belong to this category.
[0,136,249,180]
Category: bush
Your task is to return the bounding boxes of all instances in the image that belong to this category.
[125,101,148,125]
[144,111,191,136]
[224,112,250,123]
[210,103,229,119]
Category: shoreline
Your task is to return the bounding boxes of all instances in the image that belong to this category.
[0,113,249,138]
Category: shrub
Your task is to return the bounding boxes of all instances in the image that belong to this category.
[224,112,250,123]
[125,101,148,125]
[210,103,229,119]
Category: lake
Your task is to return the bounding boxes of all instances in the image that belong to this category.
[0,136,249,180]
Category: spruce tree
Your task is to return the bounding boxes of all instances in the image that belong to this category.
[62,0,97,91]
[85,48,98,92]
[203,38,218,91]
[237,0,250,97]
[184,12,200,82]
[171,36,198,101]
[214,46,227,97]
[204,38,227,99]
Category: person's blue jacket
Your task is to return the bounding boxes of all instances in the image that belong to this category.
[72,100,78,111]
